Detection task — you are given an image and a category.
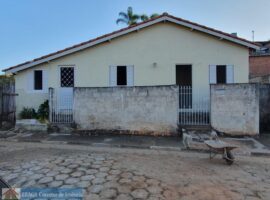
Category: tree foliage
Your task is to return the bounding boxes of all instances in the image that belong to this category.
[116,7,159,26]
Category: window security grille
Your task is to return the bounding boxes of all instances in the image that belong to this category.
[61,67,74,87]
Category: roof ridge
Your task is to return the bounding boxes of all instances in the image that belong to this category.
[3,13,259,72]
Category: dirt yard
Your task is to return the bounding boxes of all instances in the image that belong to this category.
[0,140,269,200]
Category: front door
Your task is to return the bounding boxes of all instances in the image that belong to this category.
[176,65,192,109]
[59,66,74,110]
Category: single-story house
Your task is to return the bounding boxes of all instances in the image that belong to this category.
[3,13,259,132]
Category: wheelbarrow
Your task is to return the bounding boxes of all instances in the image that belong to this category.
[204,139,238,165]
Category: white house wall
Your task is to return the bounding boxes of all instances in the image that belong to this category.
[14,22,249,116]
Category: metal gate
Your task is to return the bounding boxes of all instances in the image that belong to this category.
[179,86,210,125]
[0,81,17,127]
[49,88,73,123]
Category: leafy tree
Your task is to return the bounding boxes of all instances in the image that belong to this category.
[116,7,159,26]
[116,7,140,26]
[140,13,159,22]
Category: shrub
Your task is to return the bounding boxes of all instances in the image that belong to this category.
[19,107,37,119]
[37,100,49,120]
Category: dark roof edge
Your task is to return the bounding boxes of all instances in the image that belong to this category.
[3,13,260,73]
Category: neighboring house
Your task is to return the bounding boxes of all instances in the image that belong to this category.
[249,41,270,83]
[3,13,259,126]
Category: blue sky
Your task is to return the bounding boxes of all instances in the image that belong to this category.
[0,0,269,71]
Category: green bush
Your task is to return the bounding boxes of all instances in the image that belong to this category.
[19,107,37,119]
[37,100,49,120]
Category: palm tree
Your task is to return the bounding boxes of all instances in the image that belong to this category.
[116,7,140,26]
[140,13,160,22]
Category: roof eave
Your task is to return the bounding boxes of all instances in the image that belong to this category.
[3,15,259,74]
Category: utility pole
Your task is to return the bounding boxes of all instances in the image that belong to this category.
[252,30,255,42]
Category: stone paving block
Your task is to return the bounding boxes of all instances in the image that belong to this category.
[131,181,148,189]
[121,172,133,178]
[103,181,119,189]
[29,174,43,180]
[55,174,69,181]
[68,164,79,169]
[38,177,53,184]
[92,177,106,185]
[89,185,104,194]
[119,178,132,184]
[146,179,160,186]
[131,188,149,199]
[49,181,63,187]
[40,168,50,174]
[106,175,118,181]
[147,186,163,194]
[109,169,121,175]
[86,169,98,174]
[132,175,146,182]
[76,181,90,188]
[91,164,101,169]
[115,194,133,200]
[100,188,117,199]
[71,171,84,177]
[61,168,73,174]
[31,166,43,171]
[77,167,88,172]
[95,172,107,178]
[95,157,105,161]
[81,175,95,181]
[46,171,59,177]
[93,161,103,165]
[65,178,80,184]
[99,167,110,172]
[117,185,132,194]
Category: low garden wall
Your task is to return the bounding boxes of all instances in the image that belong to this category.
[259,84,270,132]
[211,84,260,136]
[73,85,179,136]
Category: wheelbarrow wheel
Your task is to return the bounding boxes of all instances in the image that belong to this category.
[224,151,234,165]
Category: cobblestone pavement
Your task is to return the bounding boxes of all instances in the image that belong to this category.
[0,153,178,200]
[0,141,270,200]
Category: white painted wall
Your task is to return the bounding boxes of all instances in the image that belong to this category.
[14,22,249,116]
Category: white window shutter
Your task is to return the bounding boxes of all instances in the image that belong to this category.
[27,70,33,91]
[209,65,217,84]
[226,65,234,83]
[43,70,48,92]
[127,65,134,86]
[109,65,117,86]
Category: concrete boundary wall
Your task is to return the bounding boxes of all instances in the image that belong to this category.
[211,84,259,136]
[73,85,179,135]
[259,84,270,132]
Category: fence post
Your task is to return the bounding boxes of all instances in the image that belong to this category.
[49,87,53,123]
